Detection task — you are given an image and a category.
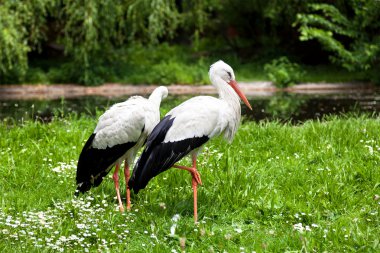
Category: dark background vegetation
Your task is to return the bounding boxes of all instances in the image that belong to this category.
[0,0,379,86]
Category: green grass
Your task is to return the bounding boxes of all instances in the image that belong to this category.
[1,111,379,252]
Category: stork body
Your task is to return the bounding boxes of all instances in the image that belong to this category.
[129,61,252,222]
[76,86,168,211]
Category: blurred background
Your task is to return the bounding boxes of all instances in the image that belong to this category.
[1,0,380,123]
[0,0,379,86]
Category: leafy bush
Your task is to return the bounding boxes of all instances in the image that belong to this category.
[295,2,380,83]
[264,57,305,88]
[148,61,208,85]
[0,1,47,80]
[1,0,377,85]
[112,44,209,85]
[0,0,201,85]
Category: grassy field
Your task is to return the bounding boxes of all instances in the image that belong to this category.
[0,109,379,252]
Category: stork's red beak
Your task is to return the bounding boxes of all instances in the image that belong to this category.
[228,80,253,110]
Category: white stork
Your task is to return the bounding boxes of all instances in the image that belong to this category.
[75,86,168,212]
[128,60,252,222]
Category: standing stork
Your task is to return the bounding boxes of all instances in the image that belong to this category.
[75,86,168,212]
[128,60,252,222]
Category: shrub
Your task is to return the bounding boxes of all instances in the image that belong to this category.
[142,60,208,85]
[295,2,380,83]
[115,44,210,85]
[0,0,58,83]
[264,57,305,88]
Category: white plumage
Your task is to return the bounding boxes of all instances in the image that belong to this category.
[129,60,252,222]
[76,86,168,212]
[163,95,239,143]
[91,95,161,165]
[93,97,146,148]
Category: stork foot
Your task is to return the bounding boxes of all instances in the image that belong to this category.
[190,169,202,186]
[173,164,202,185]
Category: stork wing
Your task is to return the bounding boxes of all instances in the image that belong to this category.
[76,97,149,194]
[92,98,147,149]
[129,96,226,193]
[76,135,137,194]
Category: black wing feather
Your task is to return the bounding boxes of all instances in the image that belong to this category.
[75,133,136,195]
[145,115,174,148]
[128,115,209,194]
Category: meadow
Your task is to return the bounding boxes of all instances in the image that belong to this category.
[0,104,379,252]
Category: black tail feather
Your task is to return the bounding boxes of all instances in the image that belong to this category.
[128,114,209,194]
[75,133,136,194]
[129,136,209,194]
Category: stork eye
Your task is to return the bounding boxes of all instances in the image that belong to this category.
[227,71,232,79]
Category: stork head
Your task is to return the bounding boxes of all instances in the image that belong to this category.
[149,86,169,106]
[151,86,169,99]
[209,60,252,110]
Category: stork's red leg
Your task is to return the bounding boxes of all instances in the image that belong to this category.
[173,153,201,184]
[113,164,124,212]
[192,177,198,222]
[124,161,131,211]
[173,154,200,223]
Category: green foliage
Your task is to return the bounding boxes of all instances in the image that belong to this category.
[296,1,380,78]
[104,44,209,85]
[59,0,125,85]
[14,50,371,85]
[127,0,180,44]
[0,0,197,85]
[1,113,380,251]
[264,57,305,87]
[141,61,201,85]
[0,0,53,81]
[301,64,368,83]
[1,0,378,85]
[0,5,28,79]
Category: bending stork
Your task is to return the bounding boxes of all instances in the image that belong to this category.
[75,86,168,212]
[128,60,252,222]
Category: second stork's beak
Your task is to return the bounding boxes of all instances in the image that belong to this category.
[228,80,253,110]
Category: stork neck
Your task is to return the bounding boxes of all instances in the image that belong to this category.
[211,76,242,142]
[213,77,241,109]
[148,92,163,107]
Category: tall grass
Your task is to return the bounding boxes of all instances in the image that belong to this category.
[0,112,379,252]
